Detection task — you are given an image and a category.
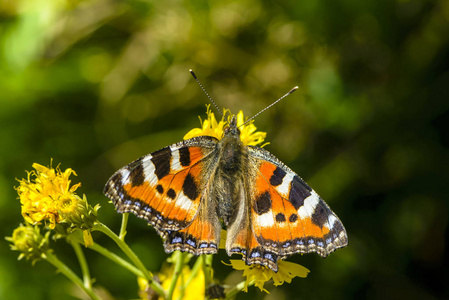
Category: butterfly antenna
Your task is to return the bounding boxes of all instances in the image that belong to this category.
[189,69,223,118]
[243,86,299,126]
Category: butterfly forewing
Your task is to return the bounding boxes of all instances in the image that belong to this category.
[104,136,218,234]
[247,146,348,257]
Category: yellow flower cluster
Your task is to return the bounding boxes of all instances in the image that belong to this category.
[229,260,310,293]
[17,163,81,229]
[16,163,98,232]
[183,105,268,147]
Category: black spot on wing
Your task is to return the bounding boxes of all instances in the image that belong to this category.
[289,213,298,223]
[254,191,272,215]
[270,166,287,186]
[311,199,331,229]
[275,213,286,222]
[129,158,145,186]
[156,184,164,194]
[288,175,312,210]
[182,173,199,200]
[178,147,191,167]
[151,147,172,180]
[167,188,176,199]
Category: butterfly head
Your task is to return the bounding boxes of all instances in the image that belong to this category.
[223,115,241,140]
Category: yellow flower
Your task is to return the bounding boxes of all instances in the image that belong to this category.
[184,105,227,141]
[183,105,268,147]
[5,223,51,264]
[16,162,98,234]
[234,110,268,147]
[271,260,310,286]
[228,260,310,293]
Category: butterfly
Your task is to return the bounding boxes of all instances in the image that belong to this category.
[104,76,348,272]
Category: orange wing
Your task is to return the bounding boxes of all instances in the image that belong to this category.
[104,136,222,254]
[226,146,348,271]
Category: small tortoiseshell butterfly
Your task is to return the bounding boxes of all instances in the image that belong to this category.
[104,72,348,271]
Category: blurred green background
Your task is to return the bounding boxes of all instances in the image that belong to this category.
[1,0,448,299]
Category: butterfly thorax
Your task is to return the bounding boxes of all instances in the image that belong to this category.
[215,116,247,226]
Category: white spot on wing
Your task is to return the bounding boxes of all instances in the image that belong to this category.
[277,171,294,196]
[257,212,275,228]
[177,191,193,211]
[327,214,338,230]
[298,190,320,219]
[142,158,157,186]
[171,147,183,172]
[298,205,309,219]
[120,168,131,183]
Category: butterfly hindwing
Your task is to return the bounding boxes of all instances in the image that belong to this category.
[165,201,221,255]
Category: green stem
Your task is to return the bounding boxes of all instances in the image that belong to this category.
[225,280,251,299]
[93,223,149,276]
[178,259,187,300]
[202,254,213,287]
[70,239,92,289]
[70,230,143,277]
[92,222,166,298]
[91,241,143,277]
[44,251,101,300]
[119,213,129,240]
[167,252,187,300]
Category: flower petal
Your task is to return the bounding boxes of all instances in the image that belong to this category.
[184,107,268,147]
